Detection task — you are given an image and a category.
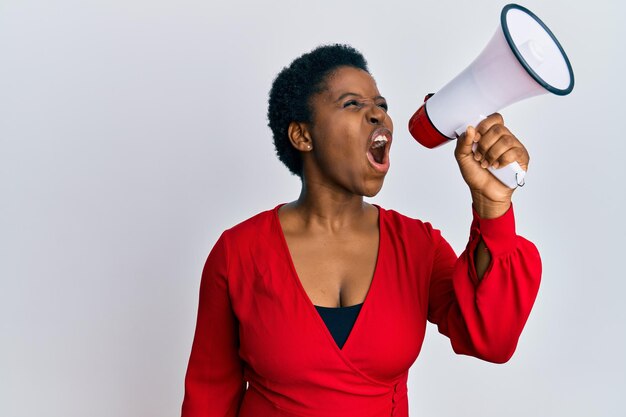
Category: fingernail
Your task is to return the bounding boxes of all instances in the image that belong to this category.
[492,161,500,169]
[474,152,482,161]
[481,160,489,168]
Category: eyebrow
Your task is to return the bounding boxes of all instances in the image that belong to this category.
[335,92,386,102]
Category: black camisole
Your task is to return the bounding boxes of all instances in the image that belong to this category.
[314,303,363,349]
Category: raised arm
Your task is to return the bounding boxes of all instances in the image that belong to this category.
[427,203,541,363]
[426,112,542,362]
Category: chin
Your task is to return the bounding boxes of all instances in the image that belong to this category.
[361,179,385,197]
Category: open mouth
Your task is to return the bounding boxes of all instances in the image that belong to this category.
[370,135,387,164]
[366,128,392,173]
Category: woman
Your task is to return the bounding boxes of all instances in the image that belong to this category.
[181,44,541,417]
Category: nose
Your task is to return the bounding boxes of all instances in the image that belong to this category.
[366,102,386,125]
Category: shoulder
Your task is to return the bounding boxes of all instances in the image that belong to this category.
[207,205,280,266]
[377,205,440,242]
[221,204,281,243]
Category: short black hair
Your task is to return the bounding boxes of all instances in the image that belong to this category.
[267,44,369,177]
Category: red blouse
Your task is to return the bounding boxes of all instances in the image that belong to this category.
[182,204,541,417]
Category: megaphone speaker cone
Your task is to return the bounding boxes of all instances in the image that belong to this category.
[501,4,574,95]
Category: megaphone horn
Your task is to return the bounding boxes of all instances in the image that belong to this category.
[408,3,574,189]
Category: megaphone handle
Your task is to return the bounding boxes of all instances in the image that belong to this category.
[487,160,526,189]
[471,142,526,189]
[456,117,526,189]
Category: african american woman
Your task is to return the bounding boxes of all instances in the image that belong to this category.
[181,44,542,417]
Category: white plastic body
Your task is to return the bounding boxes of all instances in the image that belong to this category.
[425,7,573,140]
[425,26,546,140]
[422,6,573,189]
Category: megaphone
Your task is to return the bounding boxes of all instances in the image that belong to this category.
[408,3,574,189]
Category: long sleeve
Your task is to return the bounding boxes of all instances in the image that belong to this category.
[427,204,542,363]
[182,232,246,416]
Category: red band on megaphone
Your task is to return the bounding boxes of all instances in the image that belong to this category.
[408,95,450,149]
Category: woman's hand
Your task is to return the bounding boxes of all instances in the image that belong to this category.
[454,113,529,219]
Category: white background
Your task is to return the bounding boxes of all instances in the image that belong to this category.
[1,0,624,416]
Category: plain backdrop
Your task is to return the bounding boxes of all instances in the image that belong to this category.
[1,0,624,416]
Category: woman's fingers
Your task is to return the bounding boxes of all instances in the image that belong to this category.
[474,122,508,162]
[489,146,526,170]
[482,134,517,168]
[472,114,528,170]
[455,125,479,158]
[476,112,505,135]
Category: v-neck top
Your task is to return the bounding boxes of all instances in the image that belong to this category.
[314,303,364,350]
[182,203,542,417]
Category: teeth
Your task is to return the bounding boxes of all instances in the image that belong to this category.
[371,135,388,149]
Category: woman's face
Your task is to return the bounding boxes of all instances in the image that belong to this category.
[305,66,393,197]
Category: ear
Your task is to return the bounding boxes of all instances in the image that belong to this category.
[287,121,313,152]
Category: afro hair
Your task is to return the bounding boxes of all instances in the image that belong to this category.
[267,44,369,178]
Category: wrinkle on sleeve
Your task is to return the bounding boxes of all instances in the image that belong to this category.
[182,231,246,416]
[427,204,542,363]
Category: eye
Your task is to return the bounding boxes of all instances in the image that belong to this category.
[343,99,361,108]
[377,102,389,111]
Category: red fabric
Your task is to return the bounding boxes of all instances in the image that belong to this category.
[182,204,541,417]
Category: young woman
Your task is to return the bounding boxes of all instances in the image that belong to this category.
[182,44,541,417]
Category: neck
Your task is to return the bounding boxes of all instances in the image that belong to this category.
[289,178,370,232]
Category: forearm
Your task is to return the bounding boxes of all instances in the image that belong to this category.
[471,191,511,219]
[470,193,510,281]
[474,237,491,280]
